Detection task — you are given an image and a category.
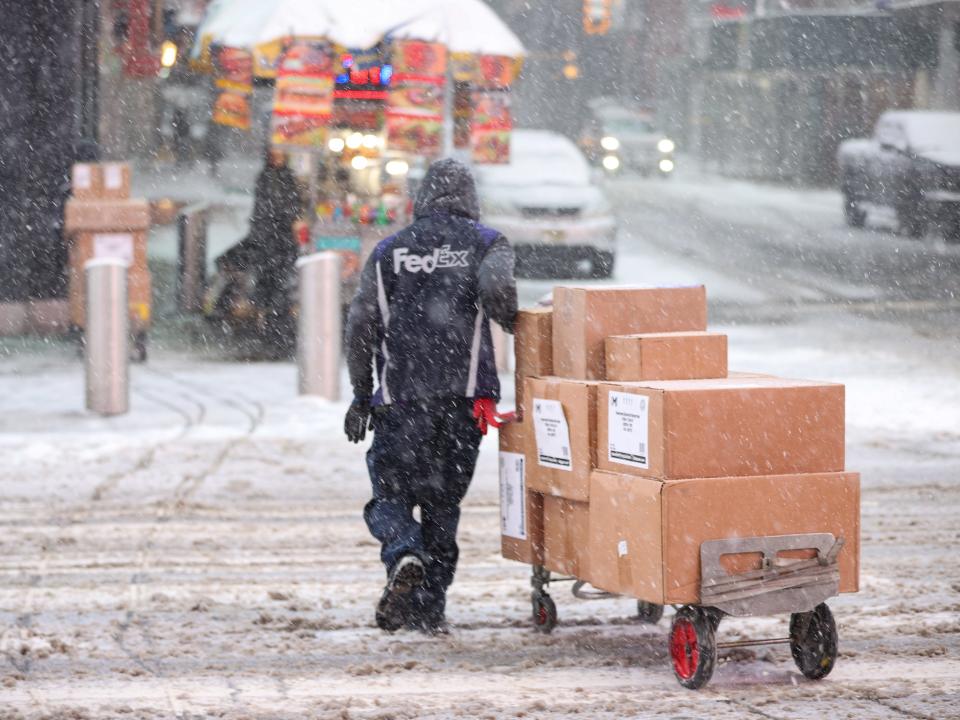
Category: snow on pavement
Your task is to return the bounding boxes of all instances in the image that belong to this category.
[2,300,959,718]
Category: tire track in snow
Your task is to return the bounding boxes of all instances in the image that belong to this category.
[89,386,202,503]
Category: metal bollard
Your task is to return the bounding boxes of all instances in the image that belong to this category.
[176,204,208,313]
[85,258,129,416]
[297,252,342,400]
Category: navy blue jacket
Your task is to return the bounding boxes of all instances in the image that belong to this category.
[345,159,517,405]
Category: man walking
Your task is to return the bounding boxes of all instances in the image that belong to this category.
[344,159,517,634]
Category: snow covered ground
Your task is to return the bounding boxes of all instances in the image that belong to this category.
[1,165,959,718]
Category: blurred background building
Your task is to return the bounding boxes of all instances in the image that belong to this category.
[2,0,959,317]
[494,0,959,184]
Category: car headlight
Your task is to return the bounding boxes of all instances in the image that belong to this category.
[659,158,675,173]
[601,136,620,151]
[602,155,621,171]
[657,138,675,154]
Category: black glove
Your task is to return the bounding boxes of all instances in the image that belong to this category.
[344,397,372,443]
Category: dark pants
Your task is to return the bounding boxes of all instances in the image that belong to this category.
[364,398,482,618]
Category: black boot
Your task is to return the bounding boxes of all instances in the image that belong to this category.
[405,585,450,635]
[376,555,425,632]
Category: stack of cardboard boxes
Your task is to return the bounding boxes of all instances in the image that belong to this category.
[499,286,860,607]
[64,162,152,335]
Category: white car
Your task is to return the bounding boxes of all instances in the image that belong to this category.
[477,129,617,278]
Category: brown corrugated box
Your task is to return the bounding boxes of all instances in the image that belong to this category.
[552,286,707,380]
[588,470,860,604]
[71,163,102,200]
[598,377,845,480]
[64,198,150,233]
[499,420,544,565]
[68,231,151,330]
[542,494,590,578]
[71,162,132,200]
[514,308,553,417]
[524,376,598,502]
[605,331,728,381]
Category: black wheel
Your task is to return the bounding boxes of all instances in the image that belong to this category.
[944,216,960,244]
[896,185,928,238]
[132,332,148,364]
[790,602,838,680]
[636,601,664,625]
[843,195,866,228]
[589,251,615,279]
[532,592,557,634]
[669,606,717,690]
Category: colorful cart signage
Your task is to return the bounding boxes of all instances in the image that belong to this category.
[471,88,512,164]
[386,41,447,157]
[333,47,390,130]
[271,41,335,148]
[452,53,520,87]
[212,47,253,130]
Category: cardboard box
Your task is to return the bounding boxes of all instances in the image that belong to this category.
[499,420,544,565]
[552,286,707,380]
[68,231,151,330]
[542,494,591,578]
[514,307,553,417]
[64,198,150,234]
[100,162,132,199]
[605,332,728,382]
[598,377,845,480]
[71,163,102,200]
[588,470,860,604]
[525,376,598,502]
[70,162,131,200]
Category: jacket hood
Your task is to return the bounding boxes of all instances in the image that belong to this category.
[414,158,480,221]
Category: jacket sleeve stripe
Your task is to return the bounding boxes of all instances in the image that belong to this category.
[464,308,485,398]
[375,261,393,405]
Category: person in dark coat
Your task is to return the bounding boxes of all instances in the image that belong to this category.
[344,158,517,634]
[248,148,302,347]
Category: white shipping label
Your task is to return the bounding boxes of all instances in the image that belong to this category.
[93,233,134,264]
[618,540,629,557]
[499,451,527,540]
[104,164,124,190]
[532,398,573,471]
[608,391,650,469]
[73,164,92,190]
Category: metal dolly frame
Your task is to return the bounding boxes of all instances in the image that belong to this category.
[528,533,846,689]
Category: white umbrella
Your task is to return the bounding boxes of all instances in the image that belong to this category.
[195,0,525,58]
[190,0,273,58]
[385,0,525,57]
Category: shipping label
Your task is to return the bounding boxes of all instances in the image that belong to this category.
[104,164,123,190]
[93,233,134,265]
[608,391,650,469]
[499,451,526,540]
[73,164,92,190]
[532,398,572,471]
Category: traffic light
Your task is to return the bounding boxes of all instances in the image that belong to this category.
[583,0,612,35]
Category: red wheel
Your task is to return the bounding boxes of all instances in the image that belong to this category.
[532,592,557,634]
[669,606,717,689]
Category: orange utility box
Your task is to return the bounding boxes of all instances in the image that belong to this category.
[64,164,151,356]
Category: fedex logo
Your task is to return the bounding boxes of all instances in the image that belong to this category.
[393,245,470,274]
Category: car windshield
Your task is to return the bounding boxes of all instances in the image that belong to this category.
[604,118,656,135]
[477,131,591,188]
[899,114,960,153]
